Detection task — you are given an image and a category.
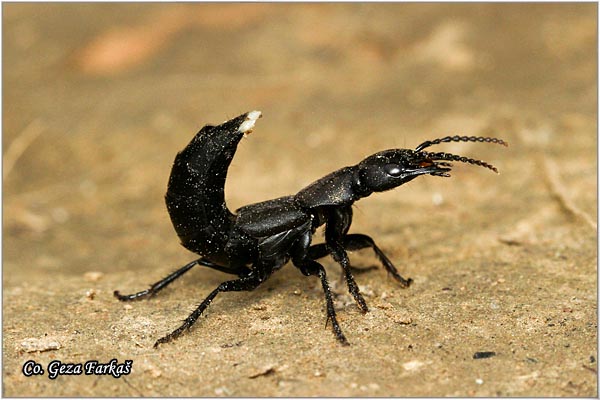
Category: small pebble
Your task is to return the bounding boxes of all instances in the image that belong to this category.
[402,360,425,371]
[214,387,231,396]
[21,337,61,352]
[473,351,496,359]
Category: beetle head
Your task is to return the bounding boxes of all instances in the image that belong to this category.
[357,149,451,193]
[356,135,507,194]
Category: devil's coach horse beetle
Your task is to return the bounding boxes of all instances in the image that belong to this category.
[115,111,507,347]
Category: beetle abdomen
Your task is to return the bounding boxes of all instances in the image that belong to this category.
[165,111,261,256]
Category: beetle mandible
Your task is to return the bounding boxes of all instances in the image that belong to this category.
[114,111,507,347]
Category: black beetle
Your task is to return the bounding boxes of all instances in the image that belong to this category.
[115,111,507,347]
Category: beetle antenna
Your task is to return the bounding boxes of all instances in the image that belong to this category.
[421,151,499,173]
[415,136,508,152]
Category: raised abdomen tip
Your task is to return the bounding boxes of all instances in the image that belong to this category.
[239,110,262,134]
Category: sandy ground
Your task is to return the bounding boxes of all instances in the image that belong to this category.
[3,3,597,397]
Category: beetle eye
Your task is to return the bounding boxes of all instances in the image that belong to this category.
[384,164,402,177]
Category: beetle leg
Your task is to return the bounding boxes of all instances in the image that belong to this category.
[307,242,375,273]
[307,234,412,288]
[296,259,349,345]
[114,258,247,301]
[344,234,413,287]
[329,246,369,313]
[344,234,414,287]
[325,207,369,313]
[114,259,200,301]
[291,231,349,345]
[154,264,272,347]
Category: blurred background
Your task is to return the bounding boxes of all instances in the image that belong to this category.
[3,3,597,397]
